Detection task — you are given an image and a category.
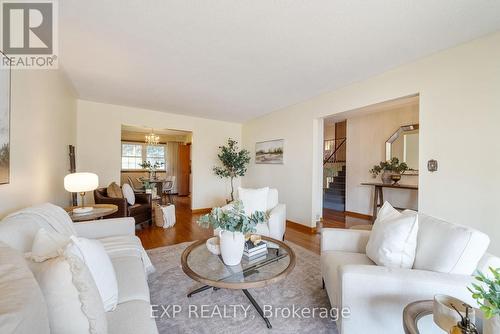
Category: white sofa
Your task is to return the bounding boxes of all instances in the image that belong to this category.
[225,187,286,241]
[0,204,158,334]
[321,213,500,334]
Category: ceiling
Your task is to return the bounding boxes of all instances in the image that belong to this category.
[59,1,500,122]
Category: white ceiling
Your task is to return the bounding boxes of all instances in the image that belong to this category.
[59,1,500,122]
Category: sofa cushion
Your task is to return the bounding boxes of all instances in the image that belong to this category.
[413,214,490,275]
[238,187,269,216]
[31,249,107,334]
[321,250,374,307]
[0,241,50,334]
[98,235,155,275]
[107,182,123,199]
[106,300,158,334]
[111,256,150,304]
[366,202,419,269]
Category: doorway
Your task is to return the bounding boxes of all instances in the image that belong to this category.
[320,95,420,228]
[120,125,192,200]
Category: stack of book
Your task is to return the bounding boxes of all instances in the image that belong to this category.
[243,240,267,260]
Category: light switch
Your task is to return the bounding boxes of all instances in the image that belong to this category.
[427,159,438,172]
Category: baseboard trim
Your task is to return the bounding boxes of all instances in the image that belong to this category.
[345,211,373,221]
[191,208,212,214]
[286,220,317,234]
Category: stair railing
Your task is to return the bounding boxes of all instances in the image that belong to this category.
[323,137,346,165]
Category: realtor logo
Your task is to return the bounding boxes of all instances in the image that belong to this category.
[1,0,58,69]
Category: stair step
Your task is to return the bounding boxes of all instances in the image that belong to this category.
[325,188,345,195]
[328,183,345,190]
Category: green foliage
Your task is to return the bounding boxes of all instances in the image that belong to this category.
[369,157,409,176]
[468,267,500,319]
[139,160,164,171]
[197,201,268,234]
[0,143,9,166]
[213,138,251,201]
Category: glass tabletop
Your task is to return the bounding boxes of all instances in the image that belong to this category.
[183,237,294,288]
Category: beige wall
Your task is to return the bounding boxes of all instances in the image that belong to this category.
[346,104,419,215]
[242,32,500,254]
[76,100,242,210]
[0,70,77,216]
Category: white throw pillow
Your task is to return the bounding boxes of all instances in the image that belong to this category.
[68,236,119,311]
[366,202,419,269]
[28,229,119,312]
[122,183,135,205]
[28,228,70,262]
[31,250,107,334]
[238,187,269,216]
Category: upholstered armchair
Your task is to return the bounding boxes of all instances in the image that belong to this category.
[221,187,286,241]
[321,214,499,334]
[94,188,152,225]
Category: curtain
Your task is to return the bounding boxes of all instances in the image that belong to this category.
[166,141,179,193]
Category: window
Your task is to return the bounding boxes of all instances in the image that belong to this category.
[121,142,166,170]
[122,144,143,170]
[146,145,166,169]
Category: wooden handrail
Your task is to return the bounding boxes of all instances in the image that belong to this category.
[323,138,346,165]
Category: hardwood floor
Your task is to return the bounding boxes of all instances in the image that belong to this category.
[136,196,370,254]
[136,196,213,250]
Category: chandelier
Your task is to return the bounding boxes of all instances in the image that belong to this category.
[145,129,160,146]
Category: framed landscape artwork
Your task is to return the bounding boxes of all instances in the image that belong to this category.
[0,51,10,184]
[255,139,284,164]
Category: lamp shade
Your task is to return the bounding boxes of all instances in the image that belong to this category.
[64,173,99,193]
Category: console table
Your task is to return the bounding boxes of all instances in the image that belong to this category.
[361,182,418,221]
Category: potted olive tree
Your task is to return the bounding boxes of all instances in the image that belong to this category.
[198,201,267,265]
[213,138,251,203]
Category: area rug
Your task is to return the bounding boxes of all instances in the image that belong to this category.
[147,241,338,333]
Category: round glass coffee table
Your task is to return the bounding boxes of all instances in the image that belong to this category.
[181,236,296,328]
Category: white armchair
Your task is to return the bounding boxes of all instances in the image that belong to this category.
[321,215,498,334]
[221,188,286,241]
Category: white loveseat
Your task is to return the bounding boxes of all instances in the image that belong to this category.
[0,204,158,334]
[321,213,500,334]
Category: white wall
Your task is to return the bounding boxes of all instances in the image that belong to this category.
[76,100,241,210]
[242,32,500,254]
[0,70,77,216]
[346,104,419,215]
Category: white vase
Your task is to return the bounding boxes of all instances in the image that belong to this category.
[484,314,500,334]
[219,230,245,266]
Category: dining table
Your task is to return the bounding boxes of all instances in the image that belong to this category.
[139,177,165,199]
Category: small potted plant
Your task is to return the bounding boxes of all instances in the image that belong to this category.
[468,267,500,334]
[143,180,153,194]
[369,157,409,184]
[198,201,268,266]
[139,160,164,180]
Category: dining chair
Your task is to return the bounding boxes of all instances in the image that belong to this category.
[162,176,176,204]
[127,176,145,193]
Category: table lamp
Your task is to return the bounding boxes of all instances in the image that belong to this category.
[64,172,99,214]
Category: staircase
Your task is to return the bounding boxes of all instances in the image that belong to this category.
[323,164,346,211]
